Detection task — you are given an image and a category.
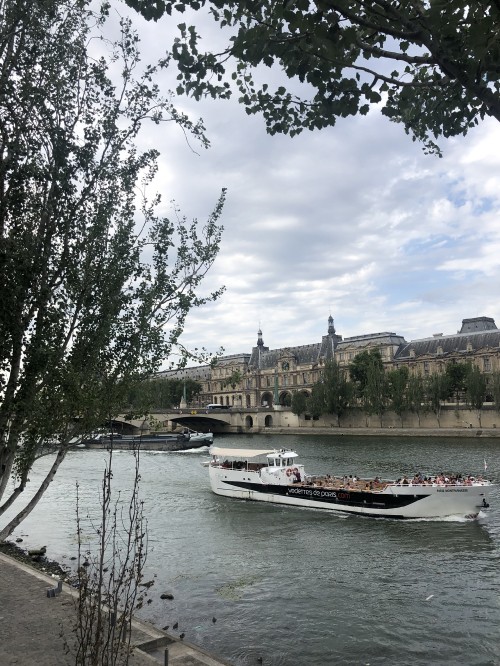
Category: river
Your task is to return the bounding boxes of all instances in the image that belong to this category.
[3,433,500,666]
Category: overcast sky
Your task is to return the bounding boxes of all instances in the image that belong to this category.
[110,3,500,365]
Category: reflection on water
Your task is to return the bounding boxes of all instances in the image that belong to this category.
[2,433,500,666]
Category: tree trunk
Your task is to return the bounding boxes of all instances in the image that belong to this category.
[0,446,68,541]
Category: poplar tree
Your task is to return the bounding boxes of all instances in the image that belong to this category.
[406,373,426,426]
[492,372,500,415]
[387,366,409,426]
[464,365,487,427]
[425,373,449,427]
[0,1,224,540]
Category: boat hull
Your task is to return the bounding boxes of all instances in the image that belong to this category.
[84,435,195,451]
[209,471,490,519]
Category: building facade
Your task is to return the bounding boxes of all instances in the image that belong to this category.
[158,315,500,408]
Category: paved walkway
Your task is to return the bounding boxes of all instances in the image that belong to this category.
[0,552,232,666]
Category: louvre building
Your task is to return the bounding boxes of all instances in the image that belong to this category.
[159,315,500,409]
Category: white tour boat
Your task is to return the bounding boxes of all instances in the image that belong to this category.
[207,447,493,519]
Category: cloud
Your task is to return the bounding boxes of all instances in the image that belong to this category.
[108,3,500,361]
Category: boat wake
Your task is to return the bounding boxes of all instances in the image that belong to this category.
[142,445,211,455]
[175,445,211,454]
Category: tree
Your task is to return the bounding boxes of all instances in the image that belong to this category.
[126,0,500,155]
[321,359,353,426]
[221,369,243,389]
[387,366,409,426]
[70,450,149,666]
[348,350,387,424]
[0,2,224,540]
[349,349,384,395]
[363,358,388,426]
[445,362,469,405]
[291,391,307,417]
[127,378,202,410]
[308,384,325,420]
[425,373,450,427]
[491,371,500,414]
[464,365,487,427]
[406,373,426,426]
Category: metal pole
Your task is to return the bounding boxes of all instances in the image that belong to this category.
[164,647,169,666]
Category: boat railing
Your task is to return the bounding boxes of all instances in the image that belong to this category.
[387,480,491,488]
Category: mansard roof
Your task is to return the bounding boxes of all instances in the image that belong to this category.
[338,332,406,350]
[158,353,251,380]
[459,317,497,334]
[157,365,212,381]
[213,354,251,366]
[396,318,500,360]
[250,343,324,370]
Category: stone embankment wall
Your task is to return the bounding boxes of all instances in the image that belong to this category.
[226,405,500,436]
[312,405,499,430]
[152,405,500,437]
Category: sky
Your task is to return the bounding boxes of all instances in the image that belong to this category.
[108,3,500,366]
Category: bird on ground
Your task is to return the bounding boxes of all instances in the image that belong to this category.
[162,625,169,631]
[173,621,178,630]
[179,633,185,640]
[212,617,217,623]
[139,579,154,589]
[28,546,47,557]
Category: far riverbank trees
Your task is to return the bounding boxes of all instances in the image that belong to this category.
[127,378,203,411]
[299,359,500,428]
[0,1,224,541]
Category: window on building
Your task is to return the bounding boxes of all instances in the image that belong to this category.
[484,357,492,372]
[423,362,430,375]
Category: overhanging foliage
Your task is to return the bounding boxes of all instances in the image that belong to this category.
[125,0,500,155]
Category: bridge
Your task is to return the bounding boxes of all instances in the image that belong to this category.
[108,407,291,435]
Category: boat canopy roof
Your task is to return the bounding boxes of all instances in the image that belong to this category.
[210,447,299,460]
[210,447,274,458]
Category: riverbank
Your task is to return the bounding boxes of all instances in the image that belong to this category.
[257,426,500,438]
[0,542,232,666]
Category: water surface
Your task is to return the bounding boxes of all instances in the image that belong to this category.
[4,434,500,665]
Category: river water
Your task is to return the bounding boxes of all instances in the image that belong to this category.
[3,433,500,666]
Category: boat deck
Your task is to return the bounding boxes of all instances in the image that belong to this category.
[305,476,389,492]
